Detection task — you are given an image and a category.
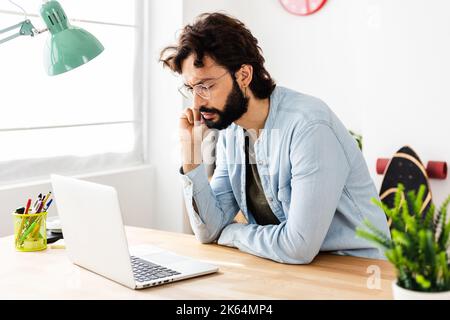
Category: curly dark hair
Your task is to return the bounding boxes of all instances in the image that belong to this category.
[159,12,276,100]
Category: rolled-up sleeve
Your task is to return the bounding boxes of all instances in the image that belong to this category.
[218,123,351,264]
[181,132,240,243]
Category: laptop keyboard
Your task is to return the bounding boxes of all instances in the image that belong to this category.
[130,256,181,283]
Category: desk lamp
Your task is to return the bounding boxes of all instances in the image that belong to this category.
[0,0,104,75]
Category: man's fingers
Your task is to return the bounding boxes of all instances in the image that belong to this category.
[192,108,201,124]
[180,112,188,121]
[192,122,207,143]
[182,108,194,124]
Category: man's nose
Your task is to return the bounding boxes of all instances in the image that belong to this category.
[193,92,207,110]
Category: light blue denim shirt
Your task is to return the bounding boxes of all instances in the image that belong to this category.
[181,86,390,264]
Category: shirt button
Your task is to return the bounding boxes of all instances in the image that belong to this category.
[267,197,273,202]
[258,160,264,166]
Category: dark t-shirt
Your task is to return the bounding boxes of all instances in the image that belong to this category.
[244,131,280,226]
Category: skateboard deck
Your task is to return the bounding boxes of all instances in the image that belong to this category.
[379,146,433,226]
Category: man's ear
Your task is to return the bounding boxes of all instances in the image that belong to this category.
[235,64,253,88]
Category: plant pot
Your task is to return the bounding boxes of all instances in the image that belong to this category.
[392,281,450,300]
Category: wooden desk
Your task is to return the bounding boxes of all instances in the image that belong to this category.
[0,226,395,299]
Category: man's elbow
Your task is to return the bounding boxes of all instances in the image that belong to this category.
[279,246,318,265]
[194,230,218,244]
[280,254,315,265]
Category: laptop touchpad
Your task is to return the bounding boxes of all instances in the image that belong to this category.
[129,244,188,266]
[142,252,187,265]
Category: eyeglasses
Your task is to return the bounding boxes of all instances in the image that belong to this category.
[178,71,229,100]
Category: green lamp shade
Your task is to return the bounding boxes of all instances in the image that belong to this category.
[40,1,104,76]
[44,27,104,76]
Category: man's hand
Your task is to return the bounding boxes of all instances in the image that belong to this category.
[179,107,208,174]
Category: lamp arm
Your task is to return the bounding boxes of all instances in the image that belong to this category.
[0,20,47,45]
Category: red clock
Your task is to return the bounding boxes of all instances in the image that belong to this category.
[279,0,327,16]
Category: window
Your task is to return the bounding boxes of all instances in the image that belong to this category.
[0,0,144,185]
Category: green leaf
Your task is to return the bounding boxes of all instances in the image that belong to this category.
[371,197,393,218]
[355,228,391,250]
[394,184,405,209]
[414,184,426,216]
[437,251,450,290]
[423,203,435,231]
[402,199,417,235]
[385,249,398,266]
[391,229,410,247]
[438,194,450,222]
[422,230,437,272]
[416,274,431,290]
[439,220,450,251]
[437,194,450,247]
[363,218,392,246]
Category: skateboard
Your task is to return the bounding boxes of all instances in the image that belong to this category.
[377,146,434,227]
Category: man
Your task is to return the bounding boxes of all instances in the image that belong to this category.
[160,12,390,264]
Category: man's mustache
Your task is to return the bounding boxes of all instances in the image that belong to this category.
[199,106,220,114]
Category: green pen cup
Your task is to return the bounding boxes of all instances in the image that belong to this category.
[13,211,47,252]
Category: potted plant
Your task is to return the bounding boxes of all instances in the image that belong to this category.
[356,183,450,299]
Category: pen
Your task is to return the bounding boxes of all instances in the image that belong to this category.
[44,199,53,211]
[33,194,42,213]
[24,199,32,215]
[33,193,42,210]
[33,199,42,213]
[39,192,52,213]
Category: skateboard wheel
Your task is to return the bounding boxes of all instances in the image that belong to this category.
[426,161,447,179]
[376,158,390,175]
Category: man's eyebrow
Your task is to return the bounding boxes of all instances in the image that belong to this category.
[184,77,216,87]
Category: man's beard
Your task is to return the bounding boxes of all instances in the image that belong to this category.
[199,78,249,130]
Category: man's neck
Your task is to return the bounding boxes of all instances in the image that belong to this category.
[234,95,270,136]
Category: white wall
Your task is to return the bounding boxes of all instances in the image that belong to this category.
[362,0,450,206]
[145,0,192,234]
[183,0,450,205]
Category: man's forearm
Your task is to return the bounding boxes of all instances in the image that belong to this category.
[181,164,239,244]
[181,141,201,174]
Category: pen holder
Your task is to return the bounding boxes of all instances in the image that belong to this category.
[13,211,47,252]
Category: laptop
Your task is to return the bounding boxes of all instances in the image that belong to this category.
[50,174,218,290]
